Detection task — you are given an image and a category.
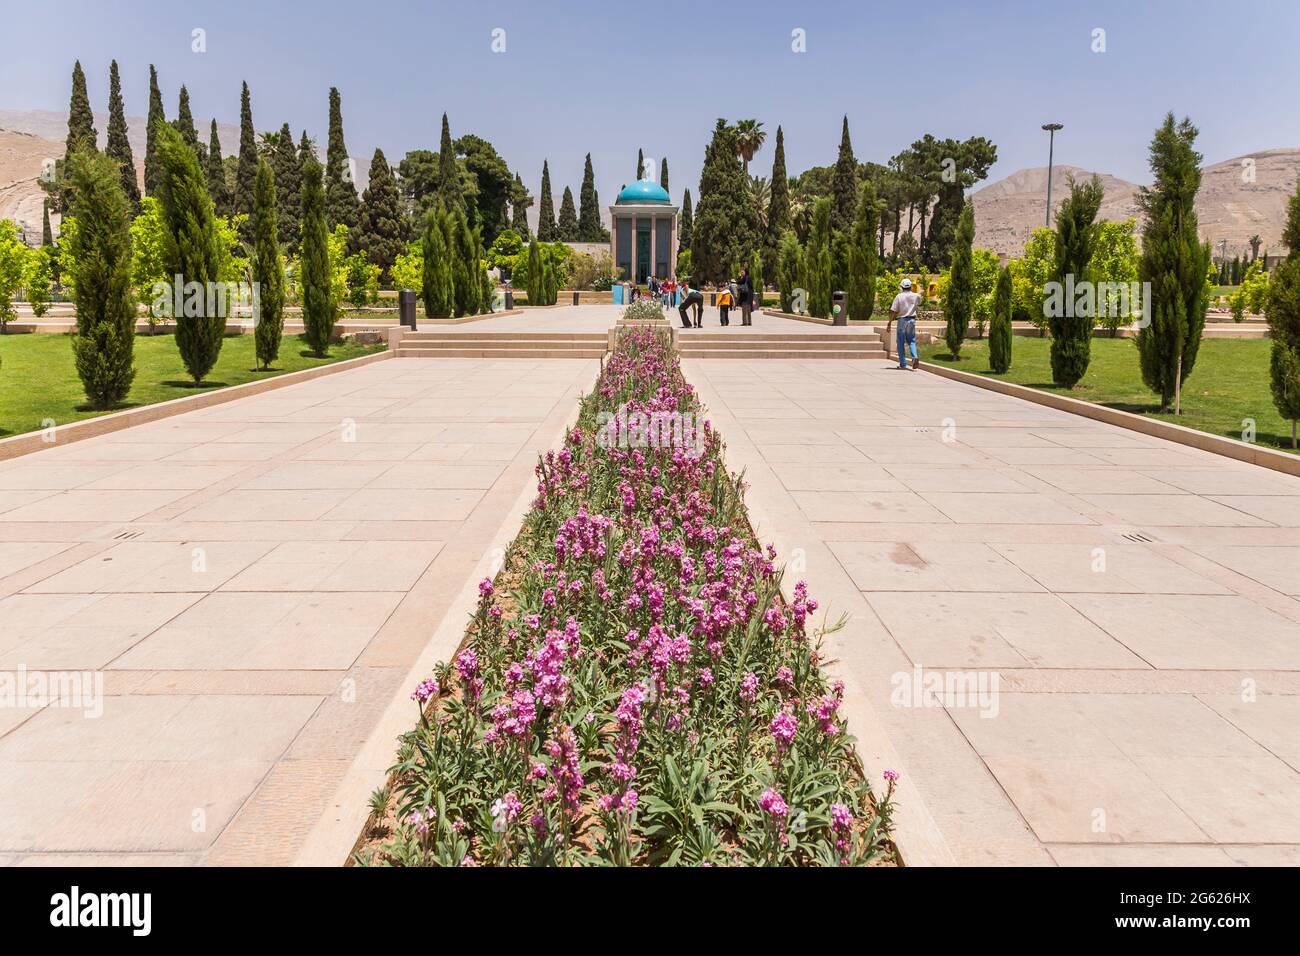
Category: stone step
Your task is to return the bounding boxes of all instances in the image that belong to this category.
[396,347,605,358]
[680,339,881,351]
[681,333,881,343]
[679,349,887,360]
[400,332,607,343]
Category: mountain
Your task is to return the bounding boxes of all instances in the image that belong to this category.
[972,150,1300,260]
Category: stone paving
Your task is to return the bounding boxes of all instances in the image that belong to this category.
[0,354,595,864]
[685,357,1300,866]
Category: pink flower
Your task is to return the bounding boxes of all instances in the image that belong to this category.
[759,788,788,819]
[883,768,900,783]
[770,708,798,753]
[739,671,759,704]
[410,677,439,704]
[478,578,494,599]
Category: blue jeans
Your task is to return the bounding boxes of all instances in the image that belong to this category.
[896,317,917,367]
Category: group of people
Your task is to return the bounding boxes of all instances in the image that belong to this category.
[642,269,756,329]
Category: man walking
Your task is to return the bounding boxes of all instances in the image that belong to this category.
[738,267,754,326]
[889,277,921,370]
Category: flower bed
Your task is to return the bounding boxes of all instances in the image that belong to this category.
[359,327,895,866]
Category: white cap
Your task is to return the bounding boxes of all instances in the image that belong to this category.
[900,278,913,289]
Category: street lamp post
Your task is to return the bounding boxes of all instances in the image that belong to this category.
[1042,123,1063,228]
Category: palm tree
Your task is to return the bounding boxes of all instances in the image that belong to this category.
[733,119,767,175]
[750,176,771,228]
[1249,234,1262,261]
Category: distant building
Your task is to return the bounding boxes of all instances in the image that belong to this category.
[609,179,678,283]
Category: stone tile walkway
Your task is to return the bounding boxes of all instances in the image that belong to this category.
[0,355,596,865]
[685,357,1300,866]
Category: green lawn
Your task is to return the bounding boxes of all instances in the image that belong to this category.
[0,332,384,438]
[921,335,1299,455]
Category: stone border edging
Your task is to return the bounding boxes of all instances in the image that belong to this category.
[0,349,393,463]
[292,362,602,867]
[920,360,1300,478]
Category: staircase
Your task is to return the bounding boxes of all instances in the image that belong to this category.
[676,330,887,360]
[395,331,607,358]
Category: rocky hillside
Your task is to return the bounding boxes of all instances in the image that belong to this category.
[973,151,1300,260]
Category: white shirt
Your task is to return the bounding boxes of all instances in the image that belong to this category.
[890,291,921,318]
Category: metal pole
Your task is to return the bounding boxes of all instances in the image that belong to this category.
[1042,123,1063,228]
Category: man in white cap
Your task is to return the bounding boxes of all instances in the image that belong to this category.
[888,277,921,370]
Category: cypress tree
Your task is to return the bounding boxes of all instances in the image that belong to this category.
[450,205,477,316]
[831,116,858,234]
[558,186,578,241]
[692,120,762,283]
[66,60,97,156]
[807,197,833,318]
[66,150,136,407]
[1048,175,1104,387]
[537,161,557,241]
[233,81,258,239]
[356,148,407,280]
[944,202,975,357]
[1135,114,1211,414]
[174,85,199,154]
[511,173,532,240]
[435,113,463,212]
[155,124,225,384]
[989,264,1013,373]
[42,199,53,247]
[206,120,230,217]
[751,249,764,308]
[421,206,453,318]
[105,60,140,213]
[527,240,543,305]
[766,126,790,247]
[325,87,361,231]
[777,230,804,312]
[847,180,880,320]
[252,161,284,369]
[1267,178,1300,447]
[267,124,300,254]
[578,154,602,242]
[637,148,644,180]
[660,157,669,192]
[300,154,336,355]
[144,65,165,197]
[680,189,693,252]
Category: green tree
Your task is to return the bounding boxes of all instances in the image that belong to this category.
[943,202,975,357]
[129,196,169,329]
[270,123,301,253]
[807,197,833,318]
[300,154,336,356]
[1267,178,1300,447]
[436,113,464,212]
[527,239,542,305]
[659,157,669,192]
[733,119,766,175]
[65,150,136,407]
[174,85,200,154]
[25,246,53,318]
[66,60,97,156]
[456,134,513,243]
[511,173,533,241]
[1136,114,1212,414]
[155,124,225,383]
[679,189,693,251]
[558,186,579,241]
[537,160,557,241]
[448,205,478,316]
[0,221,27,330]
[205,119,231,218]
[766,126,791,261]
[578,154,604,242]
[356,148,407,281]
[233,81,258,241]
[144,65,165,197]
[252,161,284,369]
[847,180,880,320]
[693,120,762,284]
[421,206,453,318]
[42,199,53,248]
[325,87,361,233]
[1046,176,1104,385]
[1090,218,1141,334]
[637,148,644,180]
[989,265,1013,373]
[105,61,140,213]
[777,230,805,313]
[831,116,858,234]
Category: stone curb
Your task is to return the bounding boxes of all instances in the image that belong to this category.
[919,361,1300,478]
[0,349,393,463]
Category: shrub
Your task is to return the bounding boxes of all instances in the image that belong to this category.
[300,154,337,356]
[989,265,1013,374]
[621,299,662,323]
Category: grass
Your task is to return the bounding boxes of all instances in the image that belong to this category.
[0,332,385,438]
[920,334,1299,455]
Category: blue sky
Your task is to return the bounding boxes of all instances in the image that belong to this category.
[3,0,1298,206]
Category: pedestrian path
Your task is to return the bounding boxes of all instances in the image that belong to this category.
[685,356,1300,866]
[0,355,596,865]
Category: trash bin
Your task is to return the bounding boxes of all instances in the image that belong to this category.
[503,290,514,311]
[831,290,847,326]
[572,290,580,306]
[399,289,417,330]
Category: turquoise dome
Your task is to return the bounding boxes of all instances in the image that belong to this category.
[615,179,671,205]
